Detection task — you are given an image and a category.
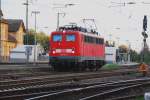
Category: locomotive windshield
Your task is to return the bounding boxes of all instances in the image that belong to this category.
[53,34,62,42]
[66,34,75,41]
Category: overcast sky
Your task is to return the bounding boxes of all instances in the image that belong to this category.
[2,0,150,52]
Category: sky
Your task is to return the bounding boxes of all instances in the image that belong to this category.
[2,0,150,52]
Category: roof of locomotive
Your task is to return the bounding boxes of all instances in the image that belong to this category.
[52,25,104,39]
[58,25,98,34]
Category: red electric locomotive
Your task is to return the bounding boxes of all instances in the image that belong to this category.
[49,25,105,71]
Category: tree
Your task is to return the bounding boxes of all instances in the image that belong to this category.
[130,50,140,62]
[24,29,34,45]
[24,29,49,52]
[118,45,128,53]
[36,32,49,52]
[140,42,150,63]
[118,43,150,64]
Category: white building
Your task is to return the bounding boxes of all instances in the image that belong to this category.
[10,45,44,63]
[105,47,117,64]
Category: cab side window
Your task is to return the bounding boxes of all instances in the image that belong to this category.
[66,34,75,42]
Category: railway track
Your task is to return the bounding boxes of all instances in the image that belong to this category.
[0,69,141,99]
[0,68,137,89]
[0,81,112,100]
[80,81,149,100]
[0,64,141,100]
[0,63,137,81]
[0,77,145,100]
[0,64,138,81]
[0,72,53,81]
[25,78,150,100]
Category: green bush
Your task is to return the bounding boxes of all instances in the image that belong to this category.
[102,64,120,70]
[135,96,144,100]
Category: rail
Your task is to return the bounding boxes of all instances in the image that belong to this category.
[25,78,150,100]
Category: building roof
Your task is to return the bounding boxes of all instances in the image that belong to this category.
[6,19,26,33]
[8,34,17,42]
[0,9,3,16]
[0,18,8,24]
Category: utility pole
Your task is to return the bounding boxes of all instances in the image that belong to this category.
[23,0,30,64]
[128,42,131,63]
[32,11,40,65]
[53,3,75,30]
[0,0,1,62]
[116,37,120,63]
[23,0,29,45]
[57,12,65,30]
[126,40,131,63]
[26,0,29,45]
[57,12,59,30]
[116,37,120,48]
[82,19,98,31]
[109,34,112,41]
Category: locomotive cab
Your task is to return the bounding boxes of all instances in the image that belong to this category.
[50,32,79,56]
[49,31,81,71]
[49,25,105,71]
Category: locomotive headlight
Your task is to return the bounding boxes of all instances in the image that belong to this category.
[72,50,75,54]
[52,50,56,54]
[72,48,75,54]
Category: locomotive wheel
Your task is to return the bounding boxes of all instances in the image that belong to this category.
[88,61,95,71]
[95,61,100,71]
[88,67,94,71]
[52,62,65,71]
[53,65,61,71]
[72,63,79,72]
[79,63,86,71]
[65,63,72,71]
[61,62,70,71]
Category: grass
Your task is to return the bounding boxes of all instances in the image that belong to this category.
[128,72,140,76]
[102,64,120,70]
[102,63,139,76]
[135,96,144,100]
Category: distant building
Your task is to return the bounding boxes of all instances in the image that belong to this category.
[105,47,117,64]
[7,19,26,45]
[0,9,3,17]
[0,10,25,62]
[10,45,45,63]
[105,40,117,64]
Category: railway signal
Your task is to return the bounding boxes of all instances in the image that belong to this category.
[142,15,148,62]
[143,15,147,31]
[142,31,148,39]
